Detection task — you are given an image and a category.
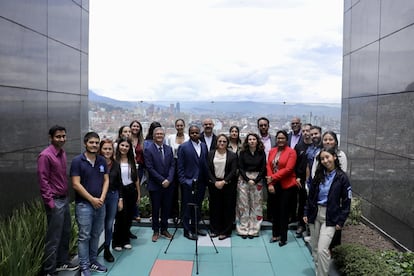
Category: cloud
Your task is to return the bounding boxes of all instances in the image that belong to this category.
[89,0,343,104]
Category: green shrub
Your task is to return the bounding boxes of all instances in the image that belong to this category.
[139,195,152,218]
[381,250,414,276]
[345,196,362,225]
[332,244,393,276]
[0,200,46,276]
[0,199,78,276]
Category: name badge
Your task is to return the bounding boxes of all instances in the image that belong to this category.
[99,165,105,173]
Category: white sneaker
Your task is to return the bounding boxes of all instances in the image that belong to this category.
[123,244,132,249]
[304,236,311,243]
[113,246,122,251]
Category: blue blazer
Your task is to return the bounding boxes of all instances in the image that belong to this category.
[143,142,175,192]
[177,140,209,187]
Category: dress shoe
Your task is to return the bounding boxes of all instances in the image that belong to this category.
[248,235,255,239]
[218,235,230,240]
[278,241,287,247]
[269,236,281,243]
[209,232,218,238]
[184,232,198,240]
[129,232,137,239]
[152,232,159,242]
[295,226,304,238]
[103,246,114,262]
[161,230,172,240]
[241,235,248,239]
[197,229,207,236]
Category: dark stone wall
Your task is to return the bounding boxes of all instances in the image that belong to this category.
[0,0,89,217]
[342,0,414,250]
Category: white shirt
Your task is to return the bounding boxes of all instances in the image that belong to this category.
[191,140,201,157]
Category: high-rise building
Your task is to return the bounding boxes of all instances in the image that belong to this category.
[0,1,89,216]
[341,0,414,250]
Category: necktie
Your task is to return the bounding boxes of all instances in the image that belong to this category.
[159,146,164,162]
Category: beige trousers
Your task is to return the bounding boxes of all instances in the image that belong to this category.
[309,206,336,276]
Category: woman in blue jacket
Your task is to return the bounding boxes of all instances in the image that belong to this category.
[304,147,351,276]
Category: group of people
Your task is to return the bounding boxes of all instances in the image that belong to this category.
[37,116,351,276]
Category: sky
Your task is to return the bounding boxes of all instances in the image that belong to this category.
[89,0,344,104]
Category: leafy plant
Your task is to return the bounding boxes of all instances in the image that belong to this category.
[139,195,152,218]
[381,250,414,276]
[0,199,79,276]
[345,196,362,225]
[332,244,393,276]
[0,200,46,276]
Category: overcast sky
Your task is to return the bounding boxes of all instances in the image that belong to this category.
[89,0,343,104]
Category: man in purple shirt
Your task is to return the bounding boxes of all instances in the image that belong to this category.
[37,125,78,276]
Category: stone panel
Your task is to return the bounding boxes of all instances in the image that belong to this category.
[350,0,380,51]
[48,0,81,49]
[349,42,379,97]
[373,152,413,226]
[378,25,414,95]
[0,87,47,153]
[346,144,375,202]
[380,0,414,37]
[0,18,47,90]
[347,97,377,148]
[48,40,81,93]
[0,0,47,34]
[376,93,414,159]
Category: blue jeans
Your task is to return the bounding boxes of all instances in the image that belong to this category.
[75,202,105,270]
[104,190,119,247]
[44,197,71,274]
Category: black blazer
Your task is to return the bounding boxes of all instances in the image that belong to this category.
[207,149,238,185]
[200,132,217,151]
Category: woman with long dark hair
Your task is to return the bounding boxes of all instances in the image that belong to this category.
[236,133,266,239]
[112,137,140,251]
[304,147,351,276]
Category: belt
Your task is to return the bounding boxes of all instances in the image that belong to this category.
[53,195,66,199]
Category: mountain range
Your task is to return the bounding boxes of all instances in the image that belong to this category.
[89,90,341,118]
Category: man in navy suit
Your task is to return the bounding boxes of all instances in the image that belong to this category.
[177,125,209,240]
[144,127,175,242]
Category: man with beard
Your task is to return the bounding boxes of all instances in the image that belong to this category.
[293,123,313,237]
[177,125,209,240]
[71,132,109,276]
[200,118,217,152]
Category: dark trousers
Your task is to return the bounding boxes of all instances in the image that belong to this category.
[149,186,173,233]
[113,184,137,247]
[181,182,206,234]
[297,185,308,227]
[208,182,236,236]
[44,198,71,274]
[170,160,180,218]
[270,186,296,242]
